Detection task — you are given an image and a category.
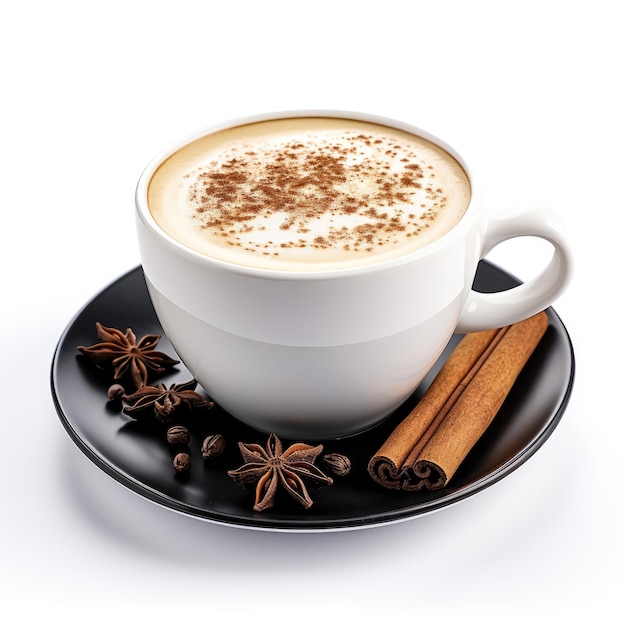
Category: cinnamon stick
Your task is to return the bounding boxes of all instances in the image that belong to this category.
[368,311,549,491]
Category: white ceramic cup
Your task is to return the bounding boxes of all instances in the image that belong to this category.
[135,111,573,440]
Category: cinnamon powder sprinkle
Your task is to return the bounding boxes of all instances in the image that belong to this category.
[186,131,451,256]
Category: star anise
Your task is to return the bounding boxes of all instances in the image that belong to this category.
[228,433,333,512]
[77,322,179,389]
[123,379,214,423]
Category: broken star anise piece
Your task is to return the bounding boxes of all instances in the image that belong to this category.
[77,322,179,390]
[228,433,333,512]
[123,379,214,423]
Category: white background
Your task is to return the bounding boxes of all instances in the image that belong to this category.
[1,1,622,623]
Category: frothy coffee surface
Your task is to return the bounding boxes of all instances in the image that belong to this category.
[148,118,470,270]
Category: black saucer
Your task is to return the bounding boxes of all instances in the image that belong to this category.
[51,262,575,531]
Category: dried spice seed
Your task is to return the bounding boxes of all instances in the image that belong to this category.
[166,425,190,446]
[77,322,179,389]
[321,452,352,477]
[107,383,126,404]
[201,434,226,459]
[228,433,333,512]
[173,452,191,472]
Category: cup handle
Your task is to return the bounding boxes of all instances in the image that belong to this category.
[455,207,573,333]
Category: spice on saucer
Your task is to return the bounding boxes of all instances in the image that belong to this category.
[228,433,333,512]
[77,322,179,390]
[107,383,126,405]
[321,452,352,477]
[166,425,191,447]
[123,379,214,423]
[368,311,549,491]
[201,434,226,460]
[173,452,191,473]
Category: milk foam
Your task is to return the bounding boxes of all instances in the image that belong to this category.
[148,118,471,270]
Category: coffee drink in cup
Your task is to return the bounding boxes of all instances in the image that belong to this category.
[147,117,471,271]
[136,111,572,439]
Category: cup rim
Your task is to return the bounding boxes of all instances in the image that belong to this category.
[135,109,481,280]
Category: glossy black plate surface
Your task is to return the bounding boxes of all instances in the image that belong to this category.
[51,262,575,531]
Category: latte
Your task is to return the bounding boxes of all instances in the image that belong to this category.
[147,117,471,271]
